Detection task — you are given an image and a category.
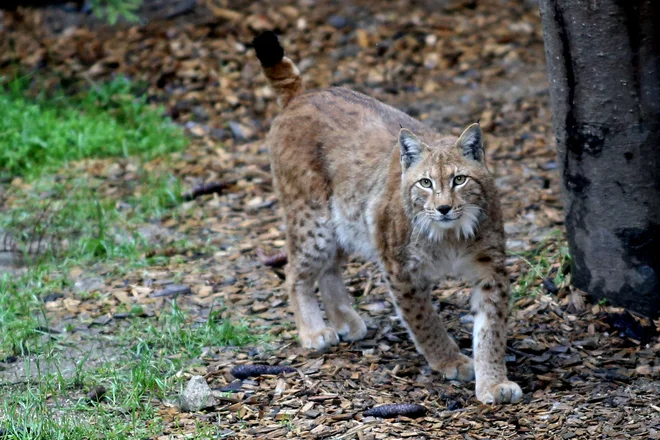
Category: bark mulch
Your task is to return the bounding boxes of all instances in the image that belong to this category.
[1,0,659,438]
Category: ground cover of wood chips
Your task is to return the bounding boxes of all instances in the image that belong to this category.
[1,0,659,438]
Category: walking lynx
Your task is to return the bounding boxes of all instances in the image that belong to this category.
[253,31,522,404]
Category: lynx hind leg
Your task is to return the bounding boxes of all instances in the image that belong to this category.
[318,256,367,342]
[285,206,340,351]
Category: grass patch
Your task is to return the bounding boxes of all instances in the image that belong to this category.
[0,301,261,439]
[511,230,571,300]
[0,75,190,356]
[0,75,185,179]
[0,77,250,437]
[0,74,187,265]
[1,171,182,265]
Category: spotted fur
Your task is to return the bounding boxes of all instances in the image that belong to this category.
[254,33,522,405]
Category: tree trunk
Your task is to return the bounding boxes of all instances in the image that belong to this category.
[0,0,84,10]
[539,0,660,317]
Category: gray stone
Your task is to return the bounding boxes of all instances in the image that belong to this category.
[179,375,217,412]
[73,276,104,293]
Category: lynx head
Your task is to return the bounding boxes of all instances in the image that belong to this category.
[399,123,489,241]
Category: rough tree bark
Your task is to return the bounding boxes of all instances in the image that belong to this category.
[539,0,660,317]
[0,0,85,10]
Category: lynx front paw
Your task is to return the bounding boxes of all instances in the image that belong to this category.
[331,309,367,342]
[434,353,475,382]
[476,380,523,404]
[300,327,340,351]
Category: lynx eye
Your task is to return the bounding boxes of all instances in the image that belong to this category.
[453,175,467,186]
[419,178,433,188]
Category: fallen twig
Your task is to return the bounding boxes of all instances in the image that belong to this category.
[230,364,296,380]
[363,403,427,419]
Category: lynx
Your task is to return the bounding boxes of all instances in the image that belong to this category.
[253,31,522,404]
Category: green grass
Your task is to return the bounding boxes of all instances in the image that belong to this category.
[510,229,571,301]
[1,172,182,265]
[0,75,187,265]
[0,75,185,179]
[0,301,259,439]
[0,77,259,438]
[90,0,142,24]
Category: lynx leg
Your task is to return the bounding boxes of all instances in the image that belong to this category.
[469,256,522,404]
[385,266,474,382]
[285,206,339,351]
[318,256,367,342]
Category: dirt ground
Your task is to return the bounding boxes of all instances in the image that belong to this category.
[1,0,659,438]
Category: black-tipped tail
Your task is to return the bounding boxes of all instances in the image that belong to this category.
[253,31,284,68]
[252,32,303,108]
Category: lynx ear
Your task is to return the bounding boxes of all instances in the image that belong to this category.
[456,123,484,162]
[399,128,423,170]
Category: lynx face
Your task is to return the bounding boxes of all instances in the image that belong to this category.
[400,126,488,241]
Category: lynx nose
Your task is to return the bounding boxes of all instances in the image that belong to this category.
[437,205,452,215]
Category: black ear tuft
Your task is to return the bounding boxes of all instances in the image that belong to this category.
[456,123,484,162]
[253,31,284,68]
[399,128,423,170]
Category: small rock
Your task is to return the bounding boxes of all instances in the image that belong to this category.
[74,276,103,293]
[179,376,217,412]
